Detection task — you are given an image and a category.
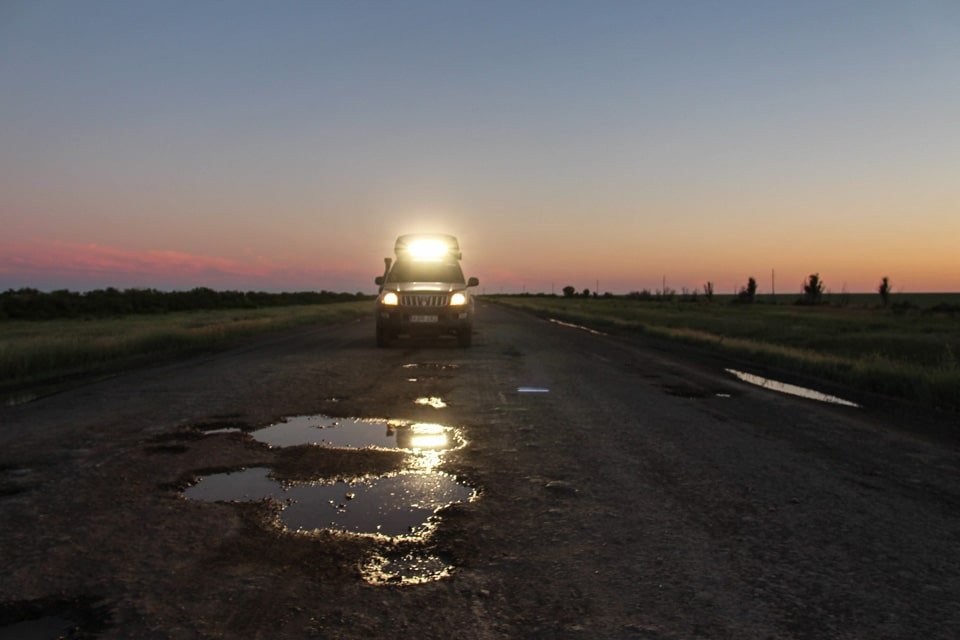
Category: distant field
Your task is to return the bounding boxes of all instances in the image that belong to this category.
[491,295,960,412]
[0,302,371,401]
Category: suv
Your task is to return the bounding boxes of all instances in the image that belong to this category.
[374,234,480,348]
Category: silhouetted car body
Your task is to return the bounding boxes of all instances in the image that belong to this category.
[374,235,479,348]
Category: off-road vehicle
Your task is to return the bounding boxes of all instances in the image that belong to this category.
[374,234,479,347]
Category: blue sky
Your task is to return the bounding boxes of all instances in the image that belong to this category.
[2,1,958,292]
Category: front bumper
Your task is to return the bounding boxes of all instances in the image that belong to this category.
[377,305,472,335]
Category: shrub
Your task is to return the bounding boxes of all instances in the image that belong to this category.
[736,277,757,304]
[801,273,824,305]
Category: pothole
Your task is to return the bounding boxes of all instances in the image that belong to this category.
[235,415,462,453]
[361,551,454,585]
[187,412,474,582]
[414,397,447,409]
[0,614,75,639]
[144,444,189,455]
[0,597,111,639]
[0,467,39,499]
[725,369,859,407]
[184,467,475,539]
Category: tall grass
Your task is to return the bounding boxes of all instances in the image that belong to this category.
[492,296,960,411]
[0,302,371,392]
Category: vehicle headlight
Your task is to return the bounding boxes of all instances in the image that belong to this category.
[381,292,399,306]
[449,292,467,306]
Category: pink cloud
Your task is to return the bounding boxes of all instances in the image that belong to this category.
[0,239,369,291]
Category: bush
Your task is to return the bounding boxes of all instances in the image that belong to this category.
[800,273,824,305]
[0,288,371,320]
[735,277,757,304]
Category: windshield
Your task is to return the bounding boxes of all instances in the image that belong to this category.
[386,260,465,284]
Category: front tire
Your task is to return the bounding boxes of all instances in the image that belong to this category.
[376,327,391,348]
[457,327,472,348]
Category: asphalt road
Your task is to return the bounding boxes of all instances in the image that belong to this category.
[1,302,958,639]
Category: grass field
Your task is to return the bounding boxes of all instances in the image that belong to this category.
[491,295,960,412]
[0,301,372,401]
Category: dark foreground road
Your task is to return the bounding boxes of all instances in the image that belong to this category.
[1,303,959,639]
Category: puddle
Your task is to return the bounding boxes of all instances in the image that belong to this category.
[243,415,461,452]
[517,387,550,394]
[414,397,447,409]
[362,551,454,585]
[549,318,608,336]
[145,444,189,455]
[184,467,277,502]
[0,615,74,639]
[725,369,859,407]
[0,467,38,498]
[185,467,474,538]
[203,427,243,435]
[716,393,732,398]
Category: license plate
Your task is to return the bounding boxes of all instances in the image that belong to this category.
[410,315,439,323]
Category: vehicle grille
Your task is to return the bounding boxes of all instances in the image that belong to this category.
[400,294,449,307]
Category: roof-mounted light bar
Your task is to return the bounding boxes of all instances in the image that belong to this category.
[394,234,462,260]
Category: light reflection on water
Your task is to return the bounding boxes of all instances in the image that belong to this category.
[414,397,447,409]
[725,369,859,407]
[184,467,474,538]
[244,415,461,456]
[362,551,453,585]
[549,318,608,336]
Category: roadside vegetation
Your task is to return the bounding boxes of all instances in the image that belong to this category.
[0,287,367,319]
[491,292,960,412]
[1,298,372,401]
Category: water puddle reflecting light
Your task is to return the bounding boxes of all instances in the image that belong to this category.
[725,369,859,407]
[517,387,550,394]
[362,552,454,585]
[414,397,447,409]
[549,318,608,336]
[236,414,462,454]
[184,468,474,539]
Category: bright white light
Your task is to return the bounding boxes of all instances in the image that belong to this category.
[382,292,399,305]
[406,238,449,260]
[449,292,467,306]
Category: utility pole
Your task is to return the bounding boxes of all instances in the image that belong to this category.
[771,269,776,301]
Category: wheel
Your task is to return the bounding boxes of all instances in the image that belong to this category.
[376,327,391,348]
[457,327,472,348]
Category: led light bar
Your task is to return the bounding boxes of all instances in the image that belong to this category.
[394,234,462,260]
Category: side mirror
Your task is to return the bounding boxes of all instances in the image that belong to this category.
[375,276,384,286]
[467,277,479,287]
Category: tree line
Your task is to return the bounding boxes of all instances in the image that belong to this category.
[560,274,896,306]
[0,287,372,320]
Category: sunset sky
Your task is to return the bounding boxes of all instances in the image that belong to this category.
[2,2,958,294]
